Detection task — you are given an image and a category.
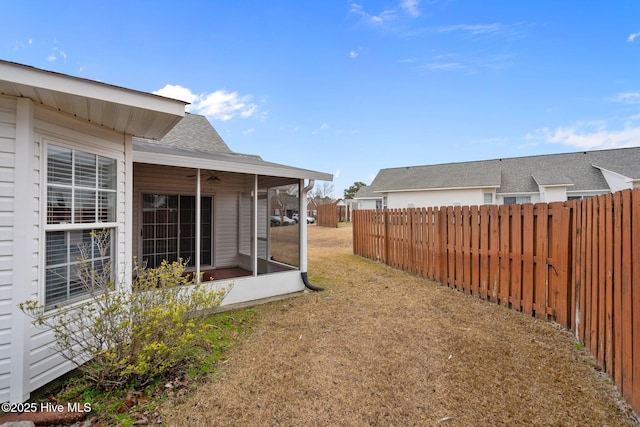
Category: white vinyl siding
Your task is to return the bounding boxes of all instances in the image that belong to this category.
[0,96,16,403]
[386,188,486,209]
[27,107,127,396]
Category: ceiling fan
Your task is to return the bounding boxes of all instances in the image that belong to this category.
[187,171,222,183]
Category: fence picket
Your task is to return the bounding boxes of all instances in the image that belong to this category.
[522,203,534,315]
[511,204,523,311]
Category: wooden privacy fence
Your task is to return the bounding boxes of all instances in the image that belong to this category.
[352,188,640,415]
[317,203,338,228]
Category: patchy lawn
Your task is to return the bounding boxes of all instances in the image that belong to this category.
[166,223,638,426]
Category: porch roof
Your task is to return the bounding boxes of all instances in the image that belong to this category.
[132,138,333,181]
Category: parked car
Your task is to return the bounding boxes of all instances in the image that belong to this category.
[293,213,315,224]
[282,216,296,225]
[271,215,296,226]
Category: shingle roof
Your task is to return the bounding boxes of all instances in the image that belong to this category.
[133,112,235,154]
[370,147,640,194]
[353,185,380,199]
[132,113,333,181]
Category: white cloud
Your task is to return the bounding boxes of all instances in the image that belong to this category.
[153,84,260,121]
[628,32,640,42]
[47,54,56,62]
[334,169,341,178]
[154,84,199,103]
[243,128,256,135]
[436,23,504,36]
[312,123,329,134]
[400,0,420,17]
[424,62,464,70]
[350,50,359,58]
[349,2,396,25]
[612,92,640,104]
[535,121,640,150]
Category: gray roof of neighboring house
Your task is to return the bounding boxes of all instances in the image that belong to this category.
[353,185,380,199]
[369,147,640,194]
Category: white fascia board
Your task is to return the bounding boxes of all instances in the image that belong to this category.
[373,185,500,194]
[538,183,575,188]
[133,150,333,181]
[0,61,186,116]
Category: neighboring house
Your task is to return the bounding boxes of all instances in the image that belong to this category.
[362,148,640,209]
[306,197,318,218]
[352,185,383,210]
[0,60,332,403]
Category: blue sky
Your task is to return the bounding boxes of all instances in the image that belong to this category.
[2,1,640,197]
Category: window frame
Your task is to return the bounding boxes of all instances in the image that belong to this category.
[503,195,532,205]
[43,139,119,310]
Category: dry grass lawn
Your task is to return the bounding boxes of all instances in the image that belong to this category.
[167,223,639,426]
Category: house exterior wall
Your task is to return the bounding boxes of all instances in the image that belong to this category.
[355,199,380,210]
[539,186,567,203]
[386,187,492,209]
[0,96,130,402]
[29,105,128,398]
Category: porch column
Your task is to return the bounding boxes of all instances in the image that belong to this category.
[252,175,258,276]
[195,169,201,282]
[299,179,308,273]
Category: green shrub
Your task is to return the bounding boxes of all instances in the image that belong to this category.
[21,230,231,391]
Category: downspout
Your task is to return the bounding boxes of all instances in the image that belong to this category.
[300,179,324,291]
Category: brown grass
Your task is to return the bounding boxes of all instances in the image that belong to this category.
[166,223,639,426]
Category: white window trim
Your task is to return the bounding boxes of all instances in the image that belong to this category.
[41,137,121,310]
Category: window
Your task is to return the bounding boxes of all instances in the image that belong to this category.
[375,200,382,210]
[45,145,117,309]
[503,196,531,205]
[141,194,212,269]
[483,193,494,204]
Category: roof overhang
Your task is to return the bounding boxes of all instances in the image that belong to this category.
[133,140,333,181]
[0,60,186,140]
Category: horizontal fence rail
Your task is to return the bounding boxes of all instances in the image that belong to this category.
[352,189,640,416]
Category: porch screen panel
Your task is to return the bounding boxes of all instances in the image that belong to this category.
[142,194,178,268]
[238,192,251,256]
[178,196,212,266]
[141,194,212,269]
